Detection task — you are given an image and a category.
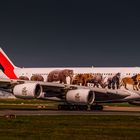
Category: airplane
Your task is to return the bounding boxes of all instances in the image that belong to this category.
[0,48,140,110]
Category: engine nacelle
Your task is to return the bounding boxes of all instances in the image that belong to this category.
[66,89,95,104]
[13,83,42,99]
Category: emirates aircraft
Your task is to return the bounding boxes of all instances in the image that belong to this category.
[0,48,140,110]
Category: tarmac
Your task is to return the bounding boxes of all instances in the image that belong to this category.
[0,106,140,116]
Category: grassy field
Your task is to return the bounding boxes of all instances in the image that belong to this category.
[0,99,55,104]
[0,99,139,140]
[0,99,58,110]
[0,98,137,111]
[0,98,135,106]
[0,98,136,110]
[0,115,139,140]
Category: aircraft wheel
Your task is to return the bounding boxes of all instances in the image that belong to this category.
[58,105,88,111]
[58,105,62,110]
[83,105,88,111]
[79,105,88,111]
[70,105,74,110]
[90,105,103,111]
[58,105,68,110]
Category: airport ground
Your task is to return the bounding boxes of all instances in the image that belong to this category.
[0,115,140,140]
[0,99,140,140]
[0,98,140,116]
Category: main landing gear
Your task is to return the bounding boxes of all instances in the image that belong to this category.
[58,104,104,111]
[58,104,88,111]
[90,104,104,111]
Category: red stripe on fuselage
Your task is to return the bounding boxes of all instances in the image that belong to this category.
[0,52,17,79]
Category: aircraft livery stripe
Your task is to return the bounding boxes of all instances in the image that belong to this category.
[0,51,17,79]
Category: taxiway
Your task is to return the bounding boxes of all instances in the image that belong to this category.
[0,106,140,116]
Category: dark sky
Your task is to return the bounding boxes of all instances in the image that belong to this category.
[0,0,140,67]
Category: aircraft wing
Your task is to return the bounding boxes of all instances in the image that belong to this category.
[0,78,139,104]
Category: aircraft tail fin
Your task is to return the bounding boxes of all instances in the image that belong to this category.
[0,48,18,79]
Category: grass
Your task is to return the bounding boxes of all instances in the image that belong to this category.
[0,98,55,104]
[0,115,140,140]
[0,99,137,110]
[0,99,135,106]
[0,99,139,140]
[0,99,58,109]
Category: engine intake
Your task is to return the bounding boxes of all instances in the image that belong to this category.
[66,89,95,104]
[13,83,42,99]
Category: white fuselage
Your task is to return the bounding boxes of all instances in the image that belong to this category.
[14,67,140,81]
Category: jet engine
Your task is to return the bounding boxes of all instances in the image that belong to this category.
[13,83,42,99]
[66,89,95,104]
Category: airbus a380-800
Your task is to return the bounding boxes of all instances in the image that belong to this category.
[0,48,140,110]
